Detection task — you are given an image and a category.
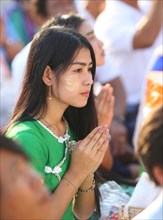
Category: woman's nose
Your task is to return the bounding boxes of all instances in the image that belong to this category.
[98,38,104,48]
[83,72,93,86]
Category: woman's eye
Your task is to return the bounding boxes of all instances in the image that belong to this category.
[88,35,95,42]
[75,68,82,73]
[88,67,93,73]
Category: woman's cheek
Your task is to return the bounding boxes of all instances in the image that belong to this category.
[63,75,81,92]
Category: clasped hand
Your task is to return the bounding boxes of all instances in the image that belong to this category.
[70,125,109,176]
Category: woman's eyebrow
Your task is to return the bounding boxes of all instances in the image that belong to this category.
[86,30,94,36]
[71,62,93,66]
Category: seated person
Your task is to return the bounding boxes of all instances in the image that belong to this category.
[133,105,163,219]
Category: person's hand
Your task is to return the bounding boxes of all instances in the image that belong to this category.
[96,84,114,128]
[69,125,109,177]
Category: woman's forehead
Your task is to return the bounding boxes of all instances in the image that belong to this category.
[71,48,92,64]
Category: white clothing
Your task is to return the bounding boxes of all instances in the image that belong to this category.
[75,0,95,26]
[96,56,119,84]
[94,56,120,96]
[75,3,120,85]
[95,0,162,105]
[126,172,161,209]
[11,42,31,104]
[123,172,162,220]
[138,0,151,11]
[132,191,163,220]
[0,54,15,129]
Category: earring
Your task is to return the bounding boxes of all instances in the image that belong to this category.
[48,86,52,100]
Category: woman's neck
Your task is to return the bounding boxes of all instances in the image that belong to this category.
[38,100,69,137]
[43,99,68,124]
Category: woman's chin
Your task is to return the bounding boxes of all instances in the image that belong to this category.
[72,101,88,108]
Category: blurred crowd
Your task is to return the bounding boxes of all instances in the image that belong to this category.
[0,0,162,219]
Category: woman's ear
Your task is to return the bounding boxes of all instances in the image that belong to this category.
[42,66,54,86]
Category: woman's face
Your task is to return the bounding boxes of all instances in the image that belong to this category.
[52,47,93,108]
[78,21,105,66]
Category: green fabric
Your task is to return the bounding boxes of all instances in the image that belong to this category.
[10,9,28,45]
[139,164,145,176]
[6,120,76,220]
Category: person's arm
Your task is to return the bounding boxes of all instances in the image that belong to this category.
[96,83,115,127]
[95,79,126,171]
[108,76,126,118]
[105,77,134,159]
[95,84,114,171]
[73,173,95,218]
[0,17,23,61]
[133,0,162,49]
[47,172,96,220]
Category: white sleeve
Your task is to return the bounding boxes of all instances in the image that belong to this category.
[95,17,136,54]
[95,56,120,84]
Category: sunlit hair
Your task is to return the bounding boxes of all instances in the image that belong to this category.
[137,105,163,185]
[41,14,85,32]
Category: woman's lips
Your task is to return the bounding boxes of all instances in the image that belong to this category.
[81,92,90,97]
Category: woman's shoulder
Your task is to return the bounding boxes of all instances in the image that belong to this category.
[6,120,48,157]
[7,120,37,132]
[6,120,42,141]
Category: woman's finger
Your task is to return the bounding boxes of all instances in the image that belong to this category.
[91,128,109,152]
[78,126,104,149]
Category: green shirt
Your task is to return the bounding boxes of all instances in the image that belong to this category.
[6,120,76,220]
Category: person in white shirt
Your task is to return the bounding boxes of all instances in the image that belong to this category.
[132,105,163,219]
[75,0,105,26]
[95,0,162,146]
[0,53,14,129]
